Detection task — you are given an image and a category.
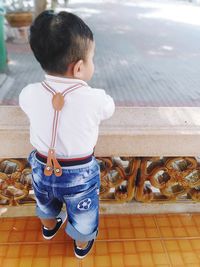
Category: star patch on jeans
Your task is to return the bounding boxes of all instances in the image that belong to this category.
[77,198,92,211]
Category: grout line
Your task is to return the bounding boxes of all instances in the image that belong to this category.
[97,236,200,241]
[153,215,173,267]
[1,212,199,221]
[0,240,72,245]
[2,235,200,246]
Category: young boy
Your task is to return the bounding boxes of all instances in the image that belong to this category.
[19,10,115,258]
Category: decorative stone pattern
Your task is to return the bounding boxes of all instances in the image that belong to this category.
[0,159,34,206]
[0,157,200,206]
[135,157,200,202]
[98,157,140,203]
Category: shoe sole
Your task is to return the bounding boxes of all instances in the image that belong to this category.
[74,248,93,259]
[74,252,87,259]
[43,213,68,240]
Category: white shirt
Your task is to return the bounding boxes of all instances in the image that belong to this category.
[19,74,115,158]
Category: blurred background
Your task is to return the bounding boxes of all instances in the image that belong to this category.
[1,0,200,106]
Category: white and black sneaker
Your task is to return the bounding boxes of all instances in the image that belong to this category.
[42,211,67,240]
[74,239,95,259]
[74,230,98,259]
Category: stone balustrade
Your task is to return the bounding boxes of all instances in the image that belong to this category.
[1,106,200,216]
[1,106,200,157]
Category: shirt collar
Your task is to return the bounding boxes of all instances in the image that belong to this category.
[45,74,88,87]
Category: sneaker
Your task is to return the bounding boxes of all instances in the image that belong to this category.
[74,230,98,259]
[42,211,67,240]
[74,239,95,259]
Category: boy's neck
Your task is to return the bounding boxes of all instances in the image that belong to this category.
[47,63,76,79]
[46,72,75,79]
[45,74,88,86]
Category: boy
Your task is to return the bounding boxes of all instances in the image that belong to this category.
[19,10,115,258]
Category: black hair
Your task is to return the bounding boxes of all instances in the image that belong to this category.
[29,10,93,74]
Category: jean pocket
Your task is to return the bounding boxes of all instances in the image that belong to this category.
[63,183,97,200]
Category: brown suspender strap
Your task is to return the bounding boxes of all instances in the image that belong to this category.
[41,81,83,177]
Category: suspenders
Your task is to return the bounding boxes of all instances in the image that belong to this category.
[41,81,83,177]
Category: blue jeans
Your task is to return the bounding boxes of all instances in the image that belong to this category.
[28,150,100,242]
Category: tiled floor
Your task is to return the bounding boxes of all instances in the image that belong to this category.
[1,214,200,266]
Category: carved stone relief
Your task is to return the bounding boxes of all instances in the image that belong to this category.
[0,159,34,205]
[0,157,200,206]
[135,157,200,202]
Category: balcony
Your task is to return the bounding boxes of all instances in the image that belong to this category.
[1,105,200,216]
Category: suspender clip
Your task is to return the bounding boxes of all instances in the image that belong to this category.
[44,149,62,177]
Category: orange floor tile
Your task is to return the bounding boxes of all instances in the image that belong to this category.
[1,214,200,266]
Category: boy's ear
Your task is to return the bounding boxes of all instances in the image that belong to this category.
[73,59,84,79]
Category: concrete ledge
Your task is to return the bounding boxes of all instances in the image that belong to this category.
[1,106,200,157]
[2,202,200,217]
[101,202,200,214]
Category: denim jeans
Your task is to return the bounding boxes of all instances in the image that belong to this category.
[28,150,100,242]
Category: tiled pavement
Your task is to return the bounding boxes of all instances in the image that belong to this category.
[1,0,200,106]
[1,214,200,266]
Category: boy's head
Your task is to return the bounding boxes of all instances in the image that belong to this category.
[30,10,95,81]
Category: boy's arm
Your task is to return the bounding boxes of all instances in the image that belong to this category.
[19,87,29,115]
[100,91,115,121]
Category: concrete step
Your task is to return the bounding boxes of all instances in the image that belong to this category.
[2,202,200,218]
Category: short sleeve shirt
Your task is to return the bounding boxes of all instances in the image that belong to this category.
[19,74,115,158]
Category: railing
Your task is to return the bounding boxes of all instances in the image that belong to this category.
[1,106,200,216]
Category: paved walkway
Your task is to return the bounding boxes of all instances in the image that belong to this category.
[1,213,200,266]
[1,0,200,106]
